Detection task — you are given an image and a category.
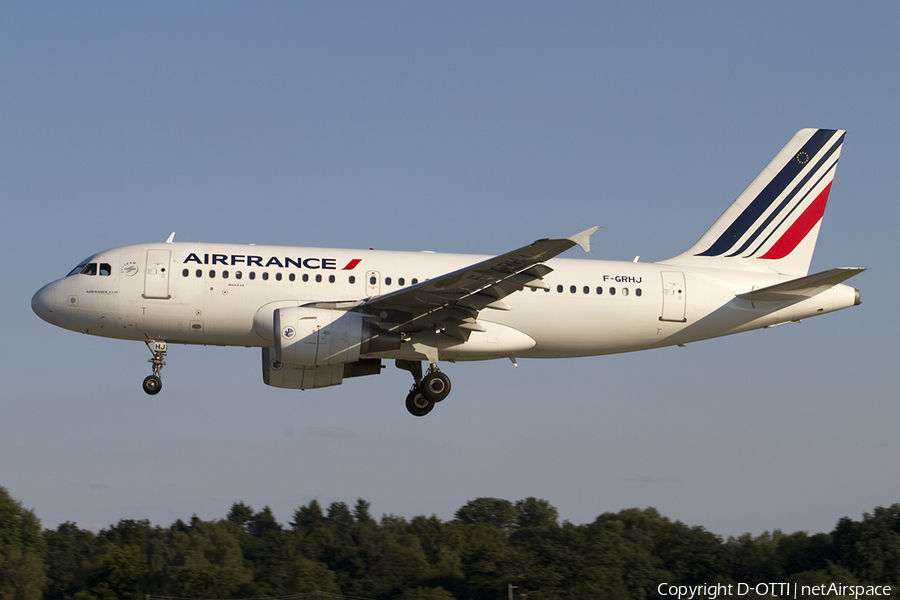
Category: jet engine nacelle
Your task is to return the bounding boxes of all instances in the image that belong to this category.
[273,307,399,366]
[261,347,383,390]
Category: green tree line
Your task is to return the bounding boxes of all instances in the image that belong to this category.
[2,486,898,600]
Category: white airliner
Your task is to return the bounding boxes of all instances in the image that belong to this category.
[32,129,863,416]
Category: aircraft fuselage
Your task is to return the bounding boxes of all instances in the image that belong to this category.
[32,241,859,360]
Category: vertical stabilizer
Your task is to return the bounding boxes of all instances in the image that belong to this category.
[662,129,845,276]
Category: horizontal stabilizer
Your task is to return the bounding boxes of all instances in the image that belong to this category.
[736,267,865,302]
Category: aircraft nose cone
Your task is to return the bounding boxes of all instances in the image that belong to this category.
[32,283,57,325]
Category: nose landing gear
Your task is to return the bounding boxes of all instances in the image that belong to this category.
[142,340,167,395]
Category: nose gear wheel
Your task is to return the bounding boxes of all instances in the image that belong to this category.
[143,340,167,395]
[142,375,162,395]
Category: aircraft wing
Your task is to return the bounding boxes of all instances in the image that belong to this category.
[736,267,865,302]
[352,227,599,338]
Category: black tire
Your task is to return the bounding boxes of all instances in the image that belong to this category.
[405,389,434,417]
[142,375,162,395]
[421,371,451,402]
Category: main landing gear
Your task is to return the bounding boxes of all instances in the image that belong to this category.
[142,340,167,395]
[396,359,452,417]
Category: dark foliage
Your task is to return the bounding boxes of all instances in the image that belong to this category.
[2,487,898,600]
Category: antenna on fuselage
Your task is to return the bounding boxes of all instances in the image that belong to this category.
[165,232,175,243]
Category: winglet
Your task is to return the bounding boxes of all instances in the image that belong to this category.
[165,232,176,244]
[568,226,599,253]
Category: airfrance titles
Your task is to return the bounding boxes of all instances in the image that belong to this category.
[183,253,361,270]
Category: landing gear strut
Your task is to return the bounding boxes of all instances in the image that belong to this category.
[396,360,452,417]
[143,340,167,395]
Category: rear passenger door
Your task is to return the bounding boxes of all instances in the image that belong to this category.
[660,271,686,322]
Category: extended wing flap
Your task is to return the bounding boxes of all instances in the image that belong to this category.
[736,267,865,302]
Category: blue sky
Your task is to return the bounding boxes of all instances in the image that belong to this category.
[2,3,897,537]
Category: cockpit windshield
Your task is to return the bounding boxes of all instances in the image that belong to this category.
[66,261,112,276]
[67,262,89,276]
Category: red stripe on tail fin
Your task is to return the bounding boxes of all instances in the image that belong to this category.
[759,182,832,260]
